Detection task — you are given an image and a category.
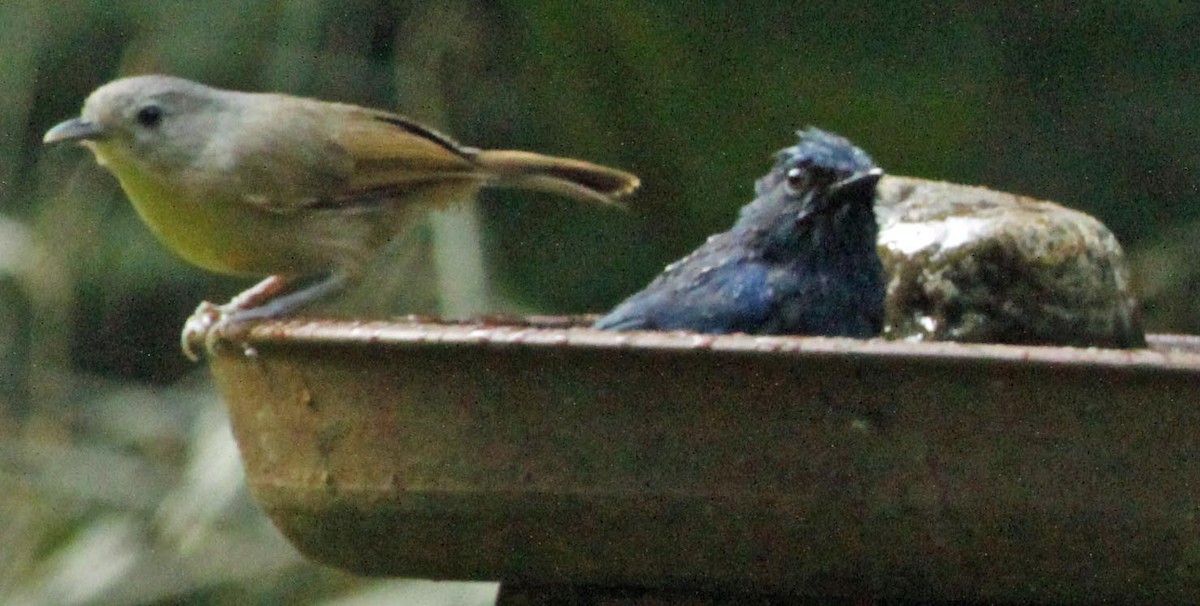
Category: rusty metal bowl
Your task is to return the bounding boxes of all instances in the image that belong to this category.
[209,318,1200,603]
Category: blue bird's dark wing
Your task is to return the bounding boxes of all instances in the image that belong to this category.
[593,241,775,333]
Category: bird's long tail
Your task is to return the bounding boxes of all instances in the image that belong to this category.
[473,150,640,207]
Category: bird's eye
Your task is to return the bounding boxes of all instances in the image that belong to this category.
[135,105,163,128]
[786,163,836,194]
[785,167,809,193]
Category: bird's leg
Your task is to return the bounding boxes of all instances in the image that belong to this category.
[214,275,293,317]
[181,272,350,361]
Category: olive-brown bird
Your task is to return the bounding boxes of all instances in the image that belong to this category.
[44,75,639,359]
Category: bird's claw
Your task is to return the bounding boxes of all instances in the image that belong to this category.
[180,301,253,362]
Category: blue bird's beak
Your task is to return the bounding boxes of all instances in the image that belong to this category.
[828,168,884,205]
[794,168,884,225]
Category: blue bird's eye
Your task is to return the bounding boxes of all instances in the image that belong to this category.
[135,105,163,128]
[785,167,808,193]
[787,162,837,194]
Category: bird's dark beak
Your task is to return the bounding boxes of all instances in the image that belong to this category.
[828,168,884,204]
[794,168,885,225]
[43,118,106,145]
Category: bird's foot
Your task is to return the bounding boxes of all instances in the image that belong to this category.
[179,273,349,362]
[180,300,256,362]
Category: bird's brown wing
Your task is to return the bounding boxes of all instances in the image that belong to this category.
[330,108,485,199]
[231,99,486,214]
[325,108,639,207]
[231,98,635,213]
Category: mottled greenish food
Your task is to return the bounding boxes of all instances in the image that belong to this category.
[875,176,1144,348]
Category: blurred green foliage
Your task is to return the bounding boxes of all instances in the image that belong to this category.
[2,1,1199,603]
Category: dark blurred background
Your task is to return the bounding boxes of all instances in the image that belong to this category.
[2,2,1197,604]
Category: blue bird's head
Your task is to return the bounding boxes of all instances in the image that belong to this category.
[755,127,882,213]
[741,127,883,241]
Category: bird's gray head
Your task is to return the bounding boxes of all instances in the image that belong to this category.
[43,75,227,174]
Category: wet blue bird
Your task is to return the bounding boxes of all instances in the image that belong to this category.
[593,128,885,337]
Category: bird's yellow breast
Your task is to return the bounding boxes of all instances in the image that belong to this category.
[93,143,299,277]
